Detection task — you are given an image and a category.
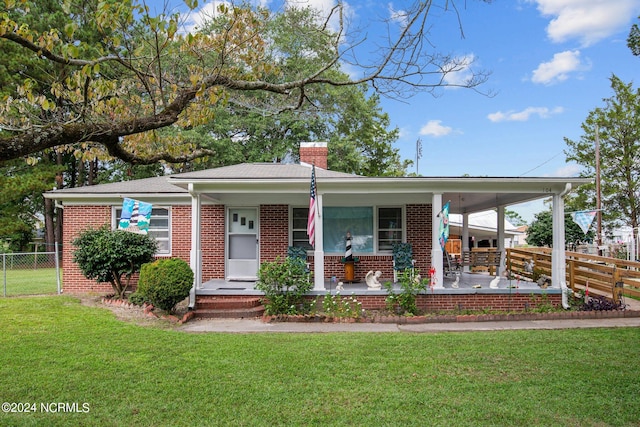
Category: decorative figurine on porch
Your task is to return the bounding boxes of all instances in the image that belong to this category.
[345,231,353,261]
[451,272,460,288]
[341,231,358,282]
[489,275,501,289]
[524,259,534,273]
[365,270,382,290]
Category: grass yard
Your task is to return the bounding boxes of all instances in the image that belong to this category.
[1,268,60,296]
[1,296,639,426]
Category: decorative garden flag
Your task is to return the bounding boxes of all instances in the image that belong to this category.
[439,201,450,250]
[307,165,317,247]
[119,198,153,234]
[571,210,597,234]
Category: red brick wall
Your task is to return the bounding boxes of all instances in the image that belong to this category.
[406,204,431,273]
[201,205,225,280]
[171,206,191,263]
[62,205,114,294]
[344,293,561,312]
[260,205,289,262]
[62,202,434,292]
[299,146,328,169]
[62,204,201,292]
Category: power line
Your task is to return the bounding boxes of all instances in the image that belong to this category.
[518,151,564,177]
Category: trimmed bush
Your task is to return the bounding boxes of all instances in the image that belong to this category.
[72,226,157,299]
[127,291,150,306]
[137,258,194,313]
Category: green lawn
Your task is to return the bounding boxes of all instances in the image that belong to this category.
[1,268,60,296]
[1,296,639,426]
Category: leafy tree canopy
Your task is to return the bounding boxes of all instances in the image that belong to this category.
[0,0,490,165]
[564,75,640,241]
[629,15,640,56]
[526,210,594,249]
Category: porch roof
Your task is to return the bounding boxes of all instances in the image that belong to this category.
[45,162,591,214]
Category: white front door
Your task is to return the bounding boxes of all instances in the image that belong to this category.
[227,208,259,280]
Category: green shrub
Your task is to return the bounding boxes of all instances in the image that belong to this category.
[127,291,149,306]
[72,226,157,299]
[384,269,428,315]
[137,258,194,313]
[255,256,313,315]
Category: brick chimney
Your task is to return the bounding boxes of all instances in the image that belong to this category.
[299,142,328,169]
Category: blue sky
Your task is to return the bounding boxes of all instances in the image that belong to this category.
[164,0,640,221]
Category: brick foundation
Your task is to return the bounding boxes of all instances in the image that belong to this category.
[351,293,562,312]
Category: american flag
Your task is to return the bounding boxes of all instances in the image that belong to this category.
[307,165,317,247]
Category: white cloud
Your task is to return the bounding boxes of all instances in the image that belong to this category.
[548,163,581,177]
[531,50,586,85]
[397,127,410,139]
[388,3,409,27]
[285,0,350,32]
[419,120,453,137]
[487,106,564,122]
[183,1,229,33]
[531,0,639,46]
[286,0,337,17]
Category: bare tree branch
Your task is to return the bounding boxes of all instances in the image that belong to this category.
[0,0,492,164]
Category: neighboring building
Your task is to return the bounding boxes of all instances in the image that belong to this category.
[44,142,588,308]
[448,211,524,250]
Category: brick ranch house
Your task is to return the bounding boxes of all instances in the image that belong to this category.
[44,142,589,312]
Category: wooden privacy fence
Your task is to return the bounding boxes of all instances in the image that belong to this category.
[507,248,640,302]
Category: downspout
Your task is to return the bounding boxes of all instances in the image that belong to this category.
[558,183,572,309]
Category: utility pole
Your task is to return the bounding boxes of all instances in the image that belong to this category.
[416,138,422,175]
[595,126,603,255]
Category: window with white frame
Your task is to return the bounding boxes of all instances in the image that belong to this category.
[291,207,313,251]
[378,207,403,251]
[291,206,403,253]
[114,207,171,255]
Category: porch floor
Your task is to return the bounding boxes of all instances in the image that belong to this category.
[196,272,556,296]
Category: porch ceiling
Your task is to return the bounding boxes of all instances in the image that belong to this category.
[180,176,591,214]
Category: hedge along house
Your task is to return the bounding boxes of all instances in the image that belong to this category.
[45,142,589,311]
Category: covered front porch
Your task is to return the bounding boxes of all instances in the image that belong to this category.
[197,271,550,295]
[194,271,561,313]
[165,162,588,310]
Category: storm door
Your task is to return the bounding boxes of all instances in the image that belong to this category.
[227,208,259,280]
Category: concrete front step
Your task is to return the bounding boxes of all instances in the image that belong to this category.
[195,297,264,319]
[196,296,262,310]
[195,305,265,319]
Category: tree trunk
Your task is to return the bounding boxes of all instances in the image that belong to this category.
[44,197,56,264]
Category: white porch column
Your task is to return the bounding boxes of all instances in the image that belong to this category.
[462,213,470,273]
[552,185,571,288]
[188,187,202,308]
[313,193,325,291]
[497,206,506,277]
[431,193,444,289]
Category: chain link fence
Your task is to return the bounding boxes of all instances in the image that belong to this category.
[2,244,61,296]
